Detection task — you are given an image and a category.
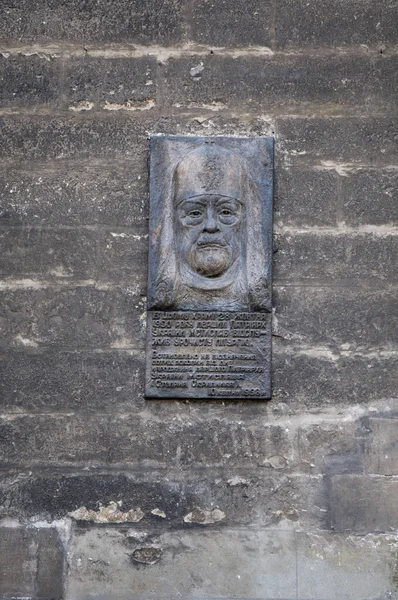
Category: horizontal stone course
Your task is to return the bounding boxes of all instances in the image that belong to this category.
[274,231,398,285]
[0,161,148,227]
[0,286,146,350]
[277,116,398,165]
[0,346,395,413]
[275,286,398,349]
[0,470,325,530]
[2,227,396,288]
[275,0,398,48]
[1,115,396,167]
[0,0,184,44]
[272,349,398,408]
[0,349,145,413]
[0,224,149,289]
[163,54,396,112]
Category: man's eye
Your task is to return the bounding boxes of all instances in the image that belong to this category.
[220,209,233,216]
[188,210,202,218]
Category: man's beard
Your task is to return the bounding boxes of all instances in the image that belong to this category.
[187,243,232,277]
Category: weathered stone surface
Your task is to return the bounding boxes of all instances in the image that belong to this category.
[277,116,398,165]
[0,526,64,600]
[67,528,297,600]
[274,167,339,227]
[0,226,99,280]
[0,161,148,228]
[274,232,398,285]
[0,470,326,531]
[66,57,157,111]
[164,55,395,112]
[364,418,398,475]
[0,413,293,467]
[275,286,398,349]
[297,531,398,600]
[331,475,398,533]
[0,115,149,161]
[0,54,60,107]
[341,169,398,226]
[275,0,398,48]
[0,287,146,350]
[0,349,144,413]
[0,0,184,44]
[273,348,398,408]
[296,420,367,476]
[191,0,273,47]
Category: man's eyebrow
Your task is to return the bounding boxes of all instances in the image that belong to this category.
[214,197,240,206]
[181,198,207,206]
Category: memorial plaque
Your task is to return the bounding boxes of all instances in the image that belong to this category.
[146,136,274,399]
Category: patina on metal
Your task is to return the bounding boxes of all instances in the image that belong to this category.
[146,136,274,399]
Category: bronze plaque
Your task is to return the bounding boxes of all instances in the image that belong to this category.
[146,136,273,399]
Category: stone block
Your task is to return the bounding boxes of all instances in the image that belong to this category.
[66,56,157,111]
[0,54,60,108]
[0,160,148,228]
[275,0,398,48]
[277,116,398,165]
[0,222,148,284]
[164,54,394,112]
[0,414,111,465]
[0,115,149,161]
[0,286,146,350]
[0,349,145,412]
[364,418,398,475]
[191,0,273,47]
[0,0,184,44]
[331,474,398,533]
[297,531,398,600]
[274,232,398,285]
[274,167,339,227]
[296,420,367,476]
[0,526,63,599]
[341,168,398,226]
[0,227,99,280]
[273,348,398,409]
[66,528,297,599]
[274,286,398,349]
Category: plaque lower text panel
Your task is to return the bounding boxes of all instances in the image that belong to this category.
[146,311,271,399]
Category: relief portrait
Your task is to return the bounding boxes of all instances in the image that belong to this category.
[148,138,272,312]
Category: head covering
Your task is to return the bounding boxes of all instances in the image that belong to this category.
[174,145,243,205]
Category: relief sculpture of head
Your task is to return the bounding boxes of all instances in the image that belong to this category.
[149,139,271,312]
[173,145,244,283]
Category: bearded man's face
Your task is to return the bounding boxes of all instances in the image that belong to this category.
[175,195,243,278]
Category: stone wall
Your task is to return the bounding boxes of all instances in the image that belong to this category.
[0,1,397,598]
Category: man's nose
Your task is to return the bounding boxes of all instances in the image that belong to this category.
[203,208,219,232]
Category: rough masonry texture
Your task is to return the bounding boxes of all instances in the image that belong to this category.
[0,1,397,599]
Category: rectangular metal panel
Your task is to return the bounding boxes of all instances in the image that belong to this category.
[146,135,274,399]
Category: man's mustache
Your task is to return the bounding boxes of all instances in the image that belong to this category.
[196,234,227,248]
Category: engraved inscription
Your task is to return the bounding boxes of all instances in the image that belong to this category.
[146,136,274,400]
[146,311,271,398]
